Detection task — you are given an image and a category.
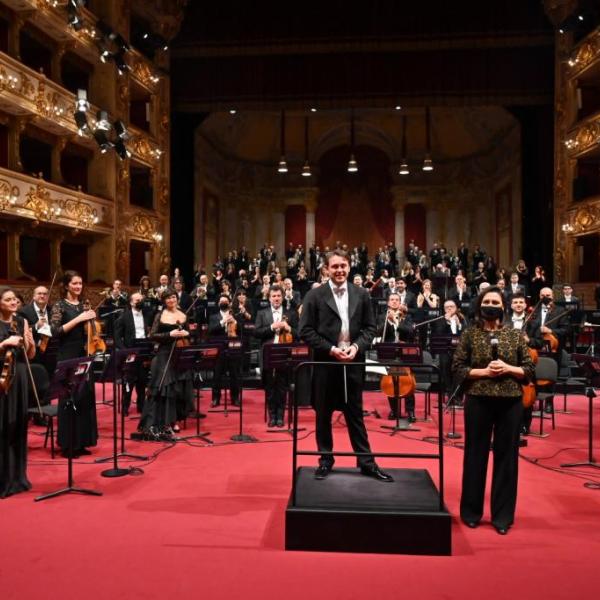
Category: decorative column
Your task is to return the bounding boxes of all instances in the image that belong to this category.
[8,116,29,172]
[51,136,68,185]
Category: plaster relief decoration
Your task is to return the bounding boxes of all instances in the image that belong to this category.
[564,202,600,236]
[128,133,162,164]
[565,117,600,158]
[129,58,160,92]
[567,29,600,78]
[0,178,19,212]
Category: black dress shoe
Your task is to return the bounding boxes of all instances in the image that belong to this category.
[211,399,220,408]
[407,411,416,423]
[314,465,332,480]
[494,526,509,535]
[232,399,241,407]
[276,419,284,427]
[462,520,479,529]
[388,411,398,420]
[360,466,394,482]
[268,419,276,428]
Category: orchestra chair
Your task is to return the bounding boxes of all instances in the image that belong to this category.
[26,364,58,458]
[532,357,558,438]
[413,350,435,419]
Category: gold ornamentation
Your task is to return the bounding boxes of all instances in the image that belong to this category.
[0,179,19,211]
[128,135,162,163]
[24,182,53,221]
[130,60,159,91]
[565,117,600,158]
[567,30,600,79]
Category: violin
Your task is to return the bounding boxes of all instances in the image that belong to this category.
[83,299,107,356]
[175,320,191,348]
[0,329,16,395]
[226,311,238,338]
[277,315,293,344]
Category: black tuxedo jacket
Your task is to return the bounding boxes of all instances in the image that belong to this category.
[114,309,151,349]
[254,305,299,344]
[21,302,52,340]
[376,312,414,342]
[208,312,244,338]
[177,291,193,312]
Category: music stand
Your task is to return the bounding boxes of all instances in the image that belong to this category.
[430,334,461,440]
[375,343,422,434]
[95,348,148,473]
[208,337,242,417]
[560,354,600,484]
[35,357,103,502]
[172,343,218,444]
[262,342,311,436]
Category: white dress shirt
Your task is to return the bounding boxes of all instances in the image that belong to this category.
[541,306,548,326]
[270,305,282,343]
[329,280,350,348]
[132,309,146,339]
[512,313,525,330]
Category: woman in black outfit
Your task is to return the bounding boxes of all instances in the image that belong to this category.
[452,287,535,535]
[0,286,36,498]
[50,271,99,458]
[139,289,192,441]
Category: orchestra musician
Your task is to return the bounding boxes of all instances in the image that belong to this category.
[208,293,244,407]
[102,279,129,339]
[173,278,193,312]
[139,288,193,441]
[155,274,170,297]
[50,271,99,458]
[377,293,416,422]
[20,286,56,405]
[299,249,393,482]
[114,292,151,416]
[0,286,35,498]
[452,286,535,535]
[417,279,439,309]
[282,278,301,311]
[448,274,471,306]
[394,278,417,309]
[254,285,299,427]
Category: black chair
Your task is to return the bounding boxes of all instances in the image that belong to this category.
[532,357,558,437]
[26,364,58,458]
[413,350,435,419]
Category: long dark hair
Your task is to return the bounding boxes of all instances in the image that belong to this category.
[61,270,83,298]
[473,285,505,329]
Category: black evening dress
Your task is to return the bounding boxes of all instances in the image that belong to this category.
[0,316,32,498]
[139,318,193,437]
[50,299,98,450]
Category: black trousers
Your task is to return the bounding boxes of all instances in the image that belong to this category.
[212,355,241,402]
[316,397,375,470]
[460,395,522,529]
[387,393,415,415]
[264,369,287,420]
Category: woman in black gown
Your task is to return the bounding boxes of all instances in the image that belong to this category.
[139,289,192,441]
[0,286,36,498]
[50,270,98,457]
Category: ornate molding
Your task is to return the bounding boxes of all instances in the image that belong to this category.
[566,28,600,79]
[127,127,163,165]
[564,113,600,158]
[563,198,600,235]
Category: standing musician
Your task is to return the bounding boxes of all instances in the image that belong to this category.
[448,274,471,306]
[395,278,417,309]
[50,271,99,458]
[155,274,170,297]
[452,286,535,535]
[282,278,301,311]
[417,279,439,309]
[173,278,193,312]
[300,249,393,482]
[208,293,244,407]
[377,293,416,422]
[114,292,151,416]
[139,288,192,441]
[254,285,299,427]
[0,286,35,498]
[102,279,128,340]
[21,286,55,419]
[508,293,543,435]
[432,299,466,401]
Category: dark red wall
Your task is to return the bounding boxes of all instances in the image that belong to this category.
[404,203,426,252]
[285,204,306,248]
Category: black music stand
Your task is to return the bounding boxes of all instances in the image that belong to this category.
[375,343,422,434]
[430,335,461,440]
[96,348,148,473]
[172,343,218,444]
[561,354,600,484]
[35,357,103,502]
[208,338,242,417]
[262,342,311,436]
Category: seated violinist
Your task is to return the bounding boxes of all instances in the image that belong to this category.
[377,293,416,422]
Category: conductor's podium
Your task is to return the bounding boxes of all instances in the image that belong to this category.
[285,467,451,555]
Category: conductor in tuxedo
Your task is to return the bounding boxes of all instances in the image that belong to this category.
[254,285,299,427]
[114,292,151,415]
[299,249,393,482]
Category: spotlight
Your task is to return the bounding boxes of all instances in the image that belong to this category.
[68,13,83,31]
[229,109,237,114]
[347,154,358,173]
[277,157,288,173]
[114,139,131,160]
[96,110,111,131]
[422,155,433,171]
[93,129,112,153]
[114,51,129,75]
[302,161,312,177]
[399,161,409,175]
[143,33,149,40]
[162,44,169,51]
[76,89,89,112]
[310,107,317,113]
[395,105,402,110]
[99,47,112,63]
[114,120,128,139]
[74,111,89,135]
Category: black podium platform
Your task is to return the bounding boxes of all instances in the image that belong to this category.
[285,467,451,555]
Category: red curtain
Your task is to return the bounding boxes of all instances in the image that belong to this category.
[404,203,426,252]
[285,205,306,248]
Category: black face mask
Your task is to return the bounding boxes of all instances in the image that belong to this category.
[133,302,143,310]
[480,306,504,321]
[541,296,552,306]
[219,303,229,311]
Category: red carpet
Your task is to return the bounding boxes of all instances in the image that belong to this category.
[2,387,600,599]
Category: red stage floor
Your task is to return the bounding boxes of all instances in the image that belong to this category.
[2,387,600,599]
